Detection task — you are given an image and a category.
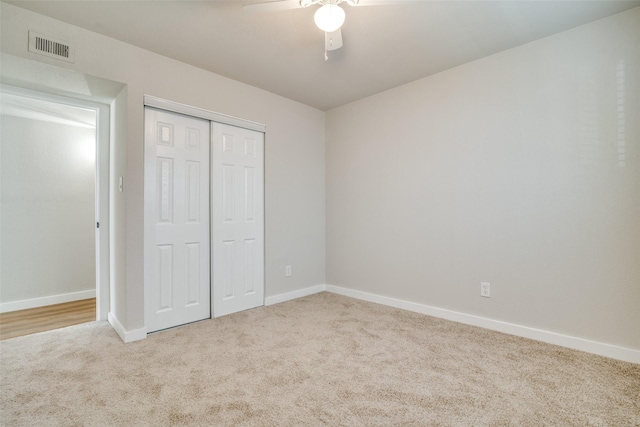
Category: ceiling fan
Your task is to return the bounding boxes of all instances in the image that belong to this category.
[244,0,412,60]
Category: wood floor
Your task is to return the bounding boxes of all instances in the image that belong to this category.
[0,299,96,340]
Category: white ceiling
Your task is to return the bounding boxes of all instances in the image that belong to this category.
[7,0,640,110]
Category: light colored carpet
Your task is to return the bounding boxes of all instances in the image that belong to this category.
[1,292,638,426]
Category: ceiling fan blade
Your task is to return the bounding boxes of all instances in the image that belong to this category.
[243,0,301,13]
[352,0,424,5]
[326,29,343,51]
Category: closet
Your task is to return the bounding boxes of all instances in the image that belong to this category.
[144,98,264,333]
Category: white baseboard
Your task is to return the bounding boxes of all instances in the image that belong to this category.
[102,281,638,362]
[265,284,326,306]
[0,289,96,313]
[108,312,147,343]
[325,285,640,365]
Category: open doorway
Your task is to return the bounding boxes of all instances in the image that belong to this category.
[0,86,109,339]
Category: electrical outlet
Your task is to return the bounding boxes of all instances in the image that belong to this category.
[481,282,491,298]
[285,265,292,277]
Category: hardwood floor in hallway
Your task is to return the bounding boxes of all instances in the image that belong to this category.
[0,299,96,340]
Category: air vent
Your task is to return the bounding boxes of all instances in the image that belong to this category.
[28,31,75,63]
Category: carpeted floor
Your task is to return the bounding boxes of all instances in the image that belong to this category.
[1,292,638,426]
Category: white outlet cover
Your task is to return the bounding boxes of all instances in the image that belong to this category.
[481,282,491,297]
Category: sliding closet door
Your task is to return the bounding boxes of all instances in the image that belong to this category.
[211,122,264,317]
[144,108,211,333]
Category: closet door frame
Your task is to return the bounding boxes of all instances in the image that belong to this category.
[143,95,266,331]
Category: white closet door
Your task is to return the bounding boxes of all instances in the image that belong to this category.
[144,108,210,333]
[212,122,264,317]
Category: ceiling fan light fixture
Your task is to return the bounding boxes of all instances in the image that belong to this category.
[314,4,345,33]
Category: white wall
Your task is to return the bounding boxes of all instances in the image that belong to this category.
[0,2,326,337]
[326,8,640,351]
[0,115,95,304]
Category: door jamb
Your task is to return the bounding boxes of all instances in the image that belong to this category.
[1,84,111,320]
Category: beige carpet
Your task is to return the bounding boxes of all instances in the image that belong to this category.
[1,292,638,426]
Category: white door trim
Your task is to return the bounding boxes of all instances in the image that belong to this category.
[0,84,110,320]
[143,96,266,133]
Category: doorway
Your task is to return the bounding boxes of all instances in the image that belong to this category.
[0,86,110,333]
